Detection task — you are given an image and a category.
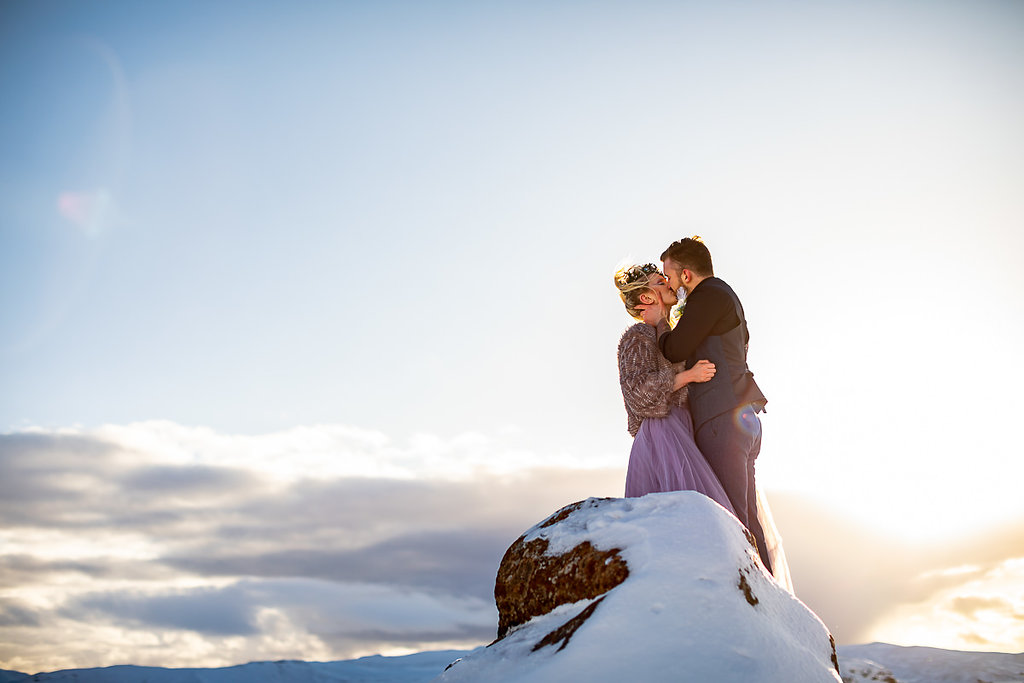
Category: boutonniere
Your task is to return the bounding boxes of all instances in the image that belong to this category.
[669,301,685,328]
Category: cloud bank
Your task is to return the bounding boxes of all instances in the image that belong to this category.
[0,422,621,672]
[1,422,1022,673]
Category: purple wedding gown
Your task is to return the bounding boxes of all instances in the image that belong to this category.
[624,403,736,515]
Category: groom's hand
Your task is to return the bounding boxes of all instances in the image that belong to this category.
[638,302,666,328]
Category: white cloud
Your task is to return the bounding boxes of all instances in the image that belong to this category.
[0,422,621,673]
[77,420,619,483]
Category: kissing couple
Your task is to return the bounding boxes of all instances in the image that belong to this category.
[614,236,791,589]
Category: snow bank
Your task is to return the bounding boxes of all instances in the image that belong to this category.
[433,492,841,683]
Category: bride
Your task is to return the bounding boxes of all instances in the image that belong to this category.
[615,263,793,591]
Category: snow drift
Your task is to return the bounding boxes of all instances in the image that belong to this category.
[433,491,841,682]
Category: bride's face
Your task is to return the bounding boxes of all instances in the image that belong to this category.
[646,272,678,306]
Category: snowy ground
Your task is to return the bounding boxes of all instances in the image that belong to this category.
[838,643,1024,683]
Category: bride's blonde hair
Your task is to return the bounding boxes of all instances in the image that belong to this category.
[613,263,661,321]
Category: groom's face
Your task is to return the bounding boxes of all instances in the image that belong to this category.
[662,258,686,294]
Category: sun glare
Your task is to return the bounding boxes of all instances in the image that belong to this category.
[865,558,1024,653]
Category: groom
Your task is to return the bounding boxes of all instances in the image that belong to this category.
[640,237,772,573]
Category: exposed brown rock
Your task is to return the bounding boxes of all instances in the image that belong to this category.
[531,596,606,653]
[738,566,760,606]
[537,498,611,529]
[493,500,629,640]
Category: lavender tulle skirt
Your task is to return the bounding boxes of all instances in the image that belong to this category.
[625,405,736,515]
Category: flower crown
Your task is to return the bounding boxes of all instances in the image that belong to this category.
[618,263,660,285]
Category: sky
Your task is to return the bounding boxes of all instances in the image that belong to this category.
[2,0,1023,673]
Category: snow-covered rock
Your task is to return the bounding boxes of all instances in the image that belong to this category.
[433,492,842,683]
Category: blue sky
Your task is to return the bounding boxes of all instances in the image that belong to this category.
[2,0,1024,672]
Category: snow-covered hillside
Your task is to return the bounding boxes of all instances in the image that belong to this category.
[838,643,1024,683]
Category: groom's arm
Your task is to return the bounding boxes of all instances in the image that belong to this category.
[658,286,736,363]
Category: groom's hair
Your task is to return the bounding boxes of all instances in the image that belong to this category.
[661,236,714,276]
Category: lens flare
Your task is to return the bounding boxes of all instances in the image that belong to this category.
[732,404,761,437]
[57,189,113,237]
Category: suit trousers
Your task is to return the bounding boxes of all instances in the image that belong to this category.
[695,403,773,574]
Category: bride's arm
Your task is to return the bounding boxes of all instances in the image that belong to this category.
[671,359,716,391]
[618,330,675,419]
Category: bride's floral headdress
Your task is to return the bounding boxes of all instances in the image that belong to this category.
[615,263,660,286]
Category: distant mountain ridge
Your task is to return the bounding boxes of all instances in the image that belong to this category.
[3,644,1022,683]
[839,642,1024,683]
[0,651,464,683]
